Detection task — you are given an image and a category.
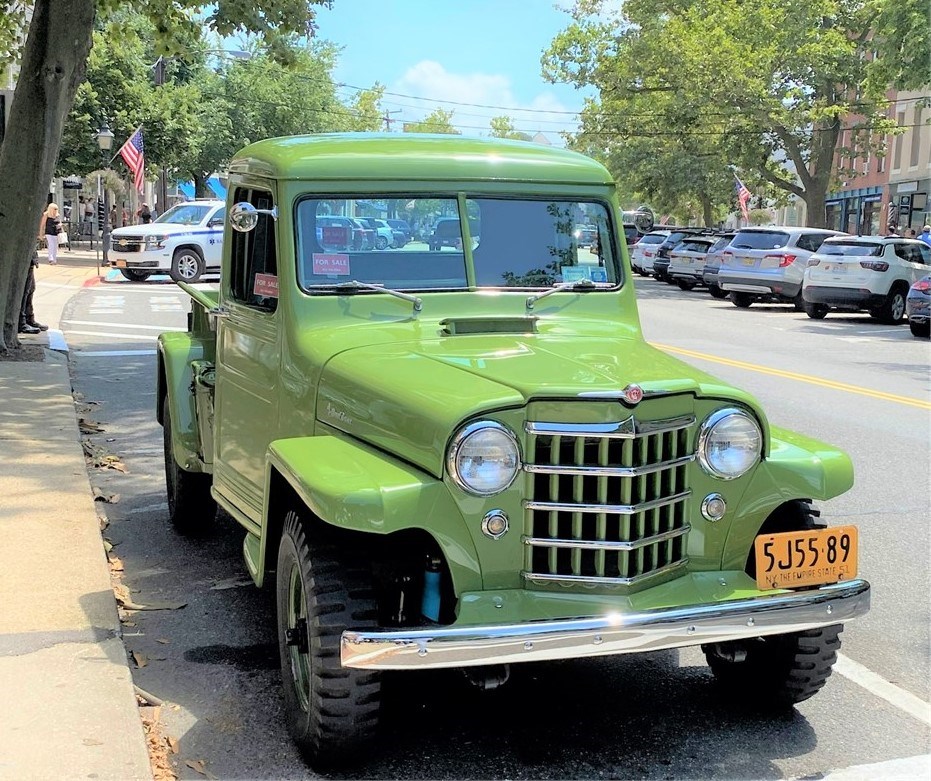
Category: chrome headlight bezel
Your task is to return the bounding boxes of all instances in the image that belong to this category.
[697,408,762,480]
[446,421,521,497]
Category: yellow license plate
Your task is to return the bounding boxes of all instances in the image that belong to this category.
[742,258,755,265]
[115,259,127,268]
[754,526,858,590]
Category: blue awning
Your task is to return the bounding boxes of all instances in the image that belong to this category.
[207,176,227,198]
[177,181,195,200]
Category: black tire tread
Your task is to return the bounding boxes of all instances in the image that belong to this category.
[277,511,381,766]
[162,396,215,534]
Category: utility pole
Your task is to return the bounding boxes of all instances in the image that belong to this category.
[153,57,168,211]
[382,109,402,131]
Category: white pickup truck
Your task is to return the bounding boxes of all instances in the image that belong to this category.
[108,199,225,282]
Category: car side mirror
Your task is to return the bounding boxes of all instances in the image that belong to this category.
[230,202,278,233]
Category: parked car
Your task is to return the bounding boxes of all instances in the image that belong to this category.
[630,230,670,276]
[430,217,463,250]
[356,217,395,250]
[317,215,375,251]
[906,275,930,338]
[718,227,846,309]
[653,229,704,283]
[158,133,868,767]
[667,235,718,290]
[802,236,931,323]
[702,233,736,299]
[386,218,411,247]
[107,199,225,282]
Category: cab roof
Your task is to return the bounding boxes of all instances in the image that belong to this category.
[228,133,614,186]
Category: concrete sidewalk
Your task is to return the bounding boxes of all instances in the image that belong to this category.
[0,264,152,779]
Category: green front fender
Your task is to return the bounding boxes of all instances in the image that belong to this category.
[157,332,208,473]
[259,436,483,595]
[722,425,854,569]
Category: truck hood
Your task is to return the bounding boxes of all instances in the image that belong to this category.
[111,223,211,238]
[316,333,750,477]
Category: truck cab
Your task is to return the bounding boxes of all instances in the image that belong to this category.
[156,134,869,767]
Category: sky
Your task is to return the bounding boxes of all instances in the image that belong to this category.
[313,0,596,142]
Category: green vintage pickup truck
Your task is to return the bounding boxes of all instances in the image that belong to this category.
[157,134,869,765]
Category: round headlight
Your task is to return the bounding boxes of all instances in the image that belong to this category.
[697,409,762,480]
[447,421,520,496]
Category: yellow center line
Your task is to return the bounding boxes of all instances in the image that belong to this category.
[651,342,931,411]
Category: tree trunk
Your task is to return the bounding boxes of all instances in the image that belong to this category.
[0,0,96,352]
[803,175,831,228]
[193,172,208,198]
[700,194,714,227]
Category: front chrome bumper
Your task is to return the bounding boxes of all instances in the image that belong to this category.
[341,579,870,670]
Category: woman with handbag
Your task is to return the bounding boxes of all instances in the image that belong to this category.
[38,202,62,265]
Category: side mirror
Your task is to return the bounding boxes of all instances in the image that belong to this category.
[229,201,278,233]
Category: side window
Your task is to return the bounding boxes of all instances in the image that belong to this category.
[918,244,931,265]
[229,187,278,310]
[209,207,225,227]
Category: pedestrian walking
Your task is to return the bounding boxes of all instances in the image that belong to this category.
[18,249,47,334]
[38,202,62,265]
[918,225,931,246]
[137,202,152,224]
[905,228,917,238]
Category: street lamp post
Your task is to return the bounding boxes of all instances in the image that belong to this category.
[96,124,114,269]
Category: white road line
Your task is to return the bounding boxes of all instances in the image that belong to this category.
[835,653,931,727]
[75,349,157,357]
[63,319,184,331]
[65,329,159,340]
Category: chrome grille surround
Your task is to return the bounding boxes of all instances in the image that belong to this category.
[523,414,694,588]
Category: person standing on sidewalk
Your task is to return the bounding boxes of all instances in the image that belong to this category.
[38,202,62,265]
[18,249,47,334]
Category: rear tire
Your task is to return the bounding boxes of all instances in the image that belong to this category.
[708,284,727,299]
[676,279,696,291]
[910,320,930,338]
[276,511,382,766]
[375,235,389,250]
[875,285,908,324]
[162,396,215,534]
[730,292,753,308]
[804,301,829,319]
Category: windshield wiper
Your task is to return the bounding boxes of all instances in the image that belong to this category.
[331,280,423,312]
[525,278,598,311]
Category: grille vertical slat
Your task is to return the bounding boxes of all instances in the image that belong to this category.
[524,414,693,588]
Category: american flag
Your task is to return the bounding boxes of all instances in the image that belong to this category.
[118,127,145,194]
[734,175,752,222]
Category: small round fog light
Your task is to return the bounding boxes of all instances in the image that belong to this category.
[482,510,509,539]
[701,493,727,522]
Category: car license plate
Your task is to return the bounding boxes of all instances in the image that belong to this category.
[825,263,845,273]
[742,257,755,266]
[754,525,858,590]
[115,259,127,268]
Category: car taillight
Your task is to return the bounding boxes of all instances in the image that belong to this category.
[644,251,653,257]
[859,260,889,272]
[913,278,931,291]
[764,253,797,267]
[808,258,821,267]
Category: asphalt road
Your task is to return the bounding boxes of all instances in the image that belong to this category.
[61,273,930,780]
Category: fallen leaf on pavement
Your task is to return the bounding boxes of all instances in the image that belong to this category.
[79,418,105,433]
[166,736,179,754]
[108,555,124,572]
[92,487,120,504]
[81,738,104,746]
[209,576,253,591]
[156,638,170,644]
[120,599,187,611]
[132,651,148,668]
[185,759,218,779]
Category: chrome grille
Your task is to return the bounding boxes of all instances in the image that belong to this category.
[113,239,143,253]
[523,415,694,587]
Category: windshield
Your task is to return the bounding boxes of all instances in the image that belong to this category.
[731,230,790,250]
[639,233,667,245]
[154,203,212,225]
[295,196,619,291]
[709,235,734,252]
[819,242,883,257]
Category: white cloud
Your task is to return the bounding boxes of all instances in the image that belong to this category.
[388,60,581,142]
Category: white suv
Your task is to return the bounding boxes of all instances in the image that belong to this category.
[802,236,931,323]
[108,199,225,282]
[630,230,670,275]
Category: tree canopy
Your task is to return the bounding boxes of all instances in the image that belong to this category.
[543,0,927,227]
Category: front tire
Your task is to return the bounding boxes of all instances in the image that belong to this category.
[120,269,152,282]
[170,247,206,282]
[276,511,382,766]
[162,396,215,534]
[730,292,753,308]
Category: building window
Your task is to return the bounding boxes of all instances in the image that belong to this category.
[910,106,923,168]
[892,110,906,170]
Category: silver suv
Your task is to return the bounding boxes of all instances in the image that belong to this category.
[718,227,846,309]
